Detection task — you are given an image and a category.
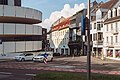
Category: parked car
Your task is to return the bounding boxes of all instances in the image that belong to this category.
[53,52,60,56]
[33,53,53,62]
[15,53,34,61]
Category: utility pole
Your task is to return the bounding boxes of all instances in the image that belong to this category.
[87,0,91,80]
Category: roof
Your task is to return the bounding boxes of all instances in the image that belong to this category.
[104,16,120,24]
[50,17,70,32]
[100,0,118,9]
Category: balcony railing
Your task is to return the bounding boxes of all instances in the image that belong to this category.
[93,40,103,45]
[112,30,119,35]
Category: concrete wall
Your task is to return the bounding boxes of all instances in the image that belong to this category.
[0,5,42,21]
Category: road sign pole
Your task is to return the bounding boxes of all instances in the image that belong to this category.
[87,0,91,80]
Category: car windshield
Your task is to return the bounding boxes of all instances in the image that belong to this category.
[37,54,48,56]
[19,54,25,56]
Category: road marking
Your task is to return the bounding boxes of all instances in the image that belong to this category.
[25,74,36,76]
[0,72,12,75]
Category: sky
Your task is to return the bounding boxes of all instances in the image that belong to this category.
[22,0,107,31]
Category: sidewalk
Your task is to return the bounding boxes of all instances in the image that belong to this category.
[55,56,120,71]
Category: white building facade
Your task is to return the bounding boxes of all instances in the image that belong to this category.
[0,0,42,57]
[90,0,119,58]
[49,17,70,55]
[103,5,120,60]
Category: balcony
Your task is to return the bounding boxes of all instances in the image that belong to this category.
[84,41,93,46]
[68,39,82,46]
[93,40,103,46]
[97,40,103,45]
[104,42,114,48]
[112,30,119,35]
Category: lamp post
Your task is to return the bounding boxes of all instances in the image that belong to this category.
[87,0,91,80]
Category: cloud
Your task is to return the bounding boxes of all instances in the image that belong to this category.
[37,3,85,31]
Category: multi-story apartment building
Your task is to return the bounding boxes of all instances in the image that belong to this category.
[49,17,70,55]
[0,0,42,56]
[68,9,87,56]
[90,0,118,57]
[103,1,120,60]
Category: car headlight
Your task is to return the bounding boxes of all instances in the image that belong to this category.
[19,57,22,59]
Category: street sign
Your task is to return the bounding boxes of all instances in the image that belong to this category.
[81,15,85,35]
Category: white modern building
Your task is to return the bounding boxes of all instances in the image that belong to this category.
[103,2,120,60]
[49,17,70,55]
[0,0,42,57]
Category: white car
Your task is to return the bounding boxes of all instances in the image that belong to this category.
[33,53,53,62]
[15,53,34,61]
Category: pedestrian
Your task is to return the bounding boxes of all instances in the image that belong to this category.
[43,53,48,64]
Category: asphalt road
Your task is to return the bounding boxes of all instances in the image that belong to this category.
[0,56,120,80]
[0,68,44,80]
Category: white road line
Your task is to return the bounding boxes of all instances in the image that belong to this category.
[25,74,36,76]
[0,72,12,75]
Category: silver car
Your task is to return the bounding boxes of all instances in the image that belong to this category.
[15,53,34,61]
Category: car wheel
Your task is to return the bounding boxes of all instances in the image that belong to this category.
[21,58,25,61]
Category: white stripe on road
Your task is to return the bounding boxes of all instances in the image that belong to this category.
[0,72,36,76]
[25,74,36,76]
[0,72,12,75]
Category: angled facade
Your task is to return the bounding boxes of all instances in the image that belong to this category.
[68,9,88,56]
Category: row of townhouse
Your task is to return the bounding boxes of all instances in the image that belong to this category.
[91,0,120,60]
[49,0,120,60]
[48,10,88,56]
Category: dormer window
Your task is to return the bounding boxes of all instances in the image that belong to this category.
[111,10,113,17]
[117,6,120,16]
[108,10,111,18]
[113,8,117,17]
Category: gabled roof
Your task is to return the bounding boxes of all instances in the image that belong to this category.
[100,0,118,9]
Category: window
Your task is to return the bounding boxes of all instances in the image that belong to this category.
[119,10,120,16]
[106,37,108,43]
[90,24,92,30]
[115,22,118,32]
[111,24,113,31]
[98,32,103,40]
[106,24,108,31]
[14,0,21,6]
[97,22,101,30]
[115,36,118,43]
[93,34,95,41]
[0,0,8,5]
[111,36,113,45]
[111,11,113,17]
[114,8,117,17]
[94,23,96,29]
